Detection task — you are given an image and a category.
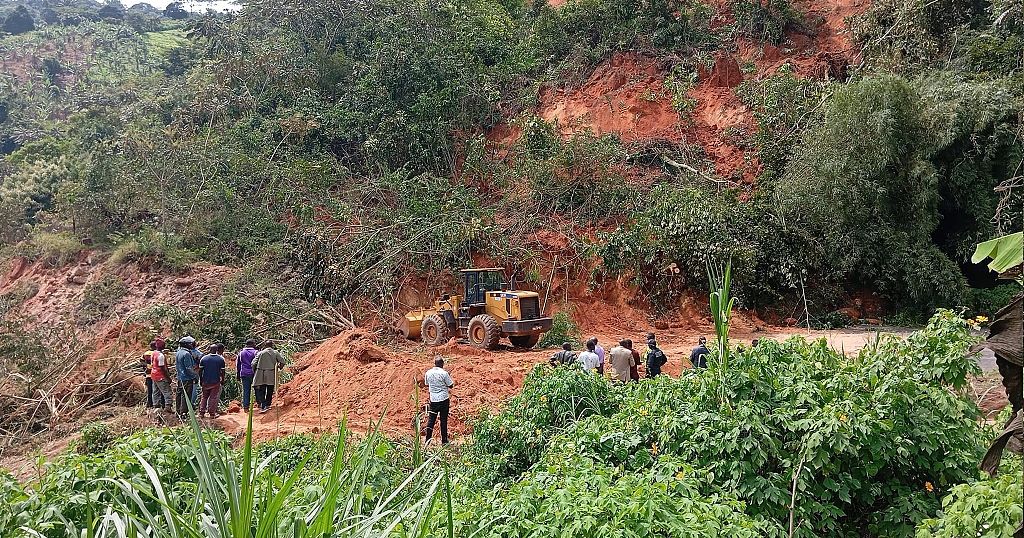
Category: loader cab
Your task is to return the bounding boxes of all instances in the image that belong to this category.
[461,268,506,306]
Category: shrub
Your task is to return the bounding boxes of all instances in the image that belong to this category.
[915,456,1023,537]
[469,365,619,483]
[76,274,127,325]
[967,284,1020,317]
[28,231,84,267]
[108,228,200,272]
[534,311,984,535]
[732,0,798,43]
[537,310,582,349]
[77,422,115,454]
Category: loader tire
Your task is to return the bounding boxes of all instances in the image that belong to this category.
[467,314,501,350]
[421,314,450,346]
[509,334,540,349]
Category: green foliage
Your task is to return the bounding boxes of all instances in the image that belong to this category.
[469,365,620,483]
[731,0,798,43]
[526,0,717,83]
[26,231,85,267]
[76,274,127,325]
[968,283,1021,316]
[77,421,115,454]
[536,310,582,349]
[0,315,78,396]
[459,455,768,537]
[776,73,1021,311]
[0,417,446,538]
[916,457,1023,537]
[108,228,199,272]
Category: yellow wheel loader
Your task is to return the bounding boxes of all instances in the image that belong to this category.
[398,268,552,350]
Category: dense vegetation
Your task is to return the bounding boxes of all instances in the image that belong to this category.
[0,0,1019,322]
[2,311,1019,537]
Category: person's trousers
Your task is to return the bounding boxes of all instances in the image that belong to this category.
[145,377,155,407]
[240,375,254,410]
[153,379,173,411]
[423,398,450,444]
[176,380,196,416]
[199,384,221,416]
[254,384,275,410]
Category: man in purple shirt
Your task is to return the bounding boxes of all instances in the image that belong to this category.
[237,339,258,411]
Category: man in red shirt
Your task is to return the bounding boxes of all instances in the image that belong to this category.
[148,339,173,413]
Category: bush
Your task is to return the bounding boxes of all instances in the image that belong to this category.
[967,284,1020,317]
[916,456,1023,537]
[76,274,127,325]
[28,231,85,267]
[537,310,582,349]
[732,0,798,43]
[494,312,985,536]
[77,422,115,454]
[469,366,619,483]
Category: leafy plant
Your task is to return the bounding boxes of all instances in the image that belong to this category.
[536,310,582,349]
[76,274,127,325]
[915,456,1023,537]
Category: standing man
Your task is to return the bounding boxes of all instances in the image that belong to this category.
[646,339,668,378]
[237,339,258,411]
[579,340,601,373]
[423,357,454,445]
[690,336,710,369]
[149,339,173,413]
[175,336,200,417]
[608,340,634,383]
[141,341,158,408]
[253,340,286,413]
[198,343,226,418]
[549,342,576,367]
[588,337,606,375]
[625,339,641,381]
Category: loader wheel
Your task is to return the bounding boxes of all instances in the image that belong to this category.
[421,314,450,346]
[509,334,540,349]
[467,314,501,350]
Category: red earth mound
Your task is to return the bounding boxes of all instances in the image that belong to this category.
[237,329,539,442]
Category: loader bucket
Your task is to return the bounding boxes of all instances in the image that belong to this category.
[398,309,432,340]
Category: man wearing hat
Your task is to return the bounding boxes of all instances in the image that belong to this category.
[175,336,201,417]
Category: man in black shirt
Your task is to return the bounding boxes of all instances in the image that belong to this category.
[690,336,710,369]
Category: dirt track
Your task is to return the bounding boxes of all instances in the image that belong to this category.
[214,323,917,444]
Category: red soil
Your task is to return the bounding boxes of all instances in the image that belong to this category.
[537,53,684,143]
[495,0,871,183]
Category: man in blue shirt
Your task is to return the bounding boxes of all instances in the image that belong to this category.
[175,336,201,417]
[198,343,226,418]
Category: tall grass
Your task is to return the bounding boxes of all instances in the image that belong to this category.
[25,405,451,538]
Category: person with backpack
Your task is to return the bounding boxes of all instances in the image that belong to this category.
[198,343,227,418]
[236,339,258,411]
[549,342,576,367]
[646,338,668,378]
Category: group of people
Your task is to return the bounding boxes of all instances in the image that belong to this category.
[141,337,286,418]
[549,334,712,380]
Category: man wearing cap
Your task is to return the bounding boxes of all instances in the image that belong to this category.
[148,339,173,413]
[175,336,200,417]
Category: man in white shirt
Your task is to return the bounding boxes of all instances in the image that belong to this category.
[424,357,454,445]
[578,341,601,373]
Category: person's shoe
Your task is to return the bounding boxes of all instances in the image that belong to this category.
[211,413,220,419]
[259,408,268,414]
